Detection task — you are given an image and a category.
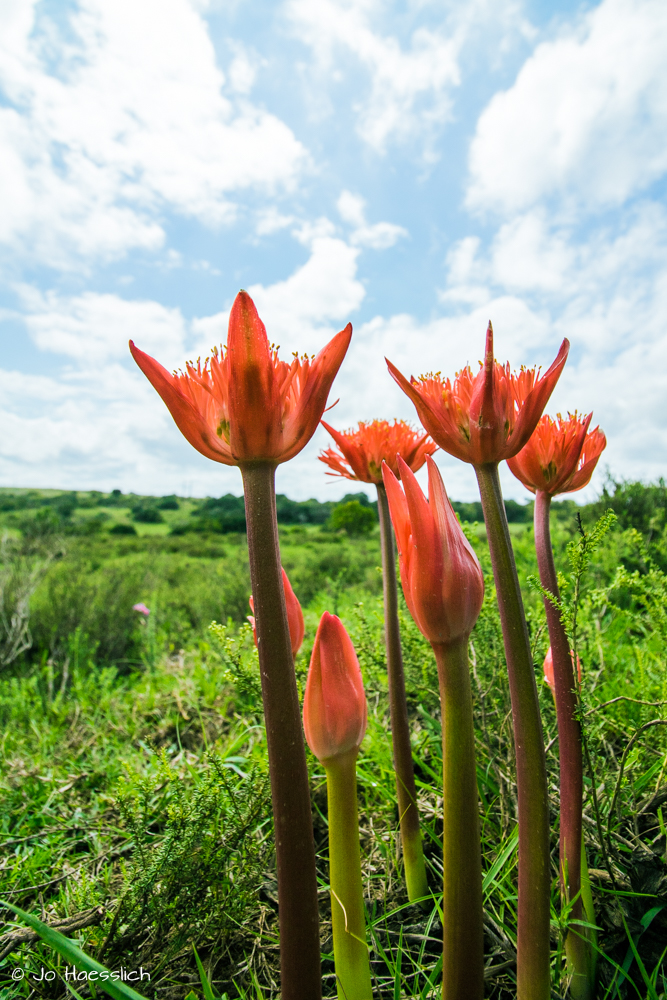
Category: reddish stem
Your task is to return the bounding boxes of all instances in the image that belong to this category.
[241,463,321,1000]
[535,491,594,998]
[534,490,582,905]
[474,462,550,1000]
[376,482,428,902]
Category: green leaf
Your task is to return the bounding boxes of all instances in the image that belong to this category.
[0,902,150,1000]
[192,945,220,1000]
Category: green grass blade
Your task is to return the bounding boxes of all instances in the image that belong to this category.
[192,944,220,1000]
[1,901,149,1000]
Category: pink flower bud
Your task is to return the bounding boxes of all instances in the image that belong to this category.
[132,603,150,616]
[382,455,484,645]
[303,612,367,763]
[543,646,582,693]
[249,567,305,659]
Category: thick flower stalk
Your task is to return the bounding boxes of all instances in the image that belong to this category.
[319,419,436,902]
[387,324,569,1000]
[510,412,606,1000]
[383,455,485,1000]
[131,290,352,1000]
[303,613,372,1000]
[250,567,305,659]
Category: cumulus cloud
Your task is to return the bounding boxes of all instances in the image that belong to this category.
[0,0,307,266]
[467,0,667,213]
[336,190,407,249]
[20,288,188,368]
[191,233,366,358]
[286,0,460,153]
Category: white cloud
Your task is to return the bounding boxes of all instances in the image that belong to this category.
[20,289,188,369]
[286,0,460,153]
[0,0,307,266]
[191,234,366,358]
[467,0,667,213]
[336,190,407,249]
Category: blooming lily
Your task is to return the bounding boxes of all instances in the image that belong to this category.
[388,322,569,1000]
[508,412,606,496]
[319,420,435,901]
[249,568,305,659]
[130,291,352,467]
[514,412,605,1000]
[130,290,352,1000]
[386,323,569,465]
[319,418,435,483]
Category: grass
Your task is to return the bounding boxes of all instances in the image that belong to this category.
[0,484,665,998]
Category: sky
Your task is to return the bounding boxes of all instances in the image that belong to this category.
[1,0,666,503]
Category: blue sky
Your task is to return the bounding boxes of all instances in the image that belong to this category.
[1,0,666,502]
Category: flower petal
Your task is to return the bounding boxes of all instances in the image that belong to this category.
[129,340,236,465]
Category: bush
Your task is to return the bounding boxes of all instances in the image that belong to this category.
[157,495,180,510]
[110,523,137,535]
[329,500,376,535]
[132,504,164,524]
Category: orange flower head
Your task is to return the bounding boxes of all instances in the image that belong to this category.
[382,455,484,645]
[386,322,569,465]
[543,646,582,695]
[507,412,606,496]
[318,418,436,484]
[130,291,352,467]
[303,612,367,763]
[249,567,305,659]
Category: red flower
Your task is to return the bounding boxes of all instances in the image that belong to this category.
[507,412,606,496]
[130,291,352,467]
[249,568,305,659]
[386,323,569,465]
[543,646,582,694]
[303,612,367,763]
[318,418,436,484]
[382,455,484,645]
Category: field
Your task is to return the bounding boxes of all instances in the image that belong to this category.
[0,481,666,999]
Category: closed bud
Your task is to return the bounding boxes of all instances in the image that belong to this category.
[303,612,367,763]
[249,567,305,659]
[383,455,484,645]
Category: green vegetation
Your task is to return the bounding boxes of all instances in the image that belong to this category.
[0,479,666,998]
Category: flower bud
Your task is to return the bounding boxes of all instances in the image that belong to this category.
[249,567,305,659]
[303,612,367,763]
[383,455,484,645]
[543,646,582,694]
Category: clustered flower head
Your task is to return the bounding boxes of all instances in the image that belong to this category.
[318,418,436,484]
[383,455,484,646]
[508,412,607,496]
[130,291,352,467]
[386,323,570,466]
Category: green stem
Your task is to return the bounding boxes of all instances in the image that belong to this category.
[474,463,550,1000]
[432,637,484,1000]
[324,750,373,1000]
[241,463,321,1000]
[376,482,428,903]
[534,491,594,998]
[565,836,597,1000]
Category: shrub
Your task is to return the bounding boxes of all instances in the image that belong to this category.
[110,523,137,535]
[132,504,164,524]
[329,500,376,535]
